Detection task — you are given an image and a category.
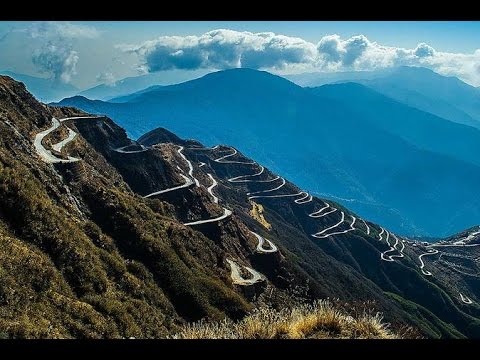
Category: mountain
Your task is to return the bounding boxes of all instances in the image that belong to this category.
[55,68,480,238]
[290,66,480,130]
[284,69,389,87]
[2,74,480,338]
[78,70,209,101]
[0,70,78,103]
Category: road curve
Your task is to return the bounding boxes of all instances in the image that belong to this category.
[51,128,77,153]
[214,147,256,165]
[187,145,220,151]
[227,165,280,183]
[460,293,473,304]
[144,174,194,198]
[34,116,97,163]
[247,177,286,197]
[418,249,439,276]
[178,146,200,187]
[312,213,356,239]
[113,144,149,154]
[383,234,405,260]
[206,173,219,203]
[226,259,265,286]
[361,219,370,235]
[183,208,232,226]
[379,229,395,262]
[309,203,337,218]
[250,231,278,253]
[294,192,313,204]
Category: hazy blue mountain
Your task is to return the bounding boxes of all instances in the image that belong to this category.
[284,69,389,87]
[357,67,480,129]
[55,68,480,237]
[78,69,209,100]
[289,66,480,129]
[309,82,480,169]
[0,70,78,102]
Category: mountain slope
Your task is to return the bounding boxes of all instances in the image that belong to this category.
[3,75,480,338]
[55,68,480,237]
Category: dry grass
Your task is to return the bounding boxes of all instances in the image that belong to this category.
[249,201,272,230]
[173,300,399,339]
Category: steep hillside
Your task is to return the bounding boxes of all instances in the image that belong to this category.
[55,68,480,237]
[2,75,480,338]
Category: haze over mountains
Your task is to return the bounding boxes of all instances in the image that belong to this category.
[56,67,480,238]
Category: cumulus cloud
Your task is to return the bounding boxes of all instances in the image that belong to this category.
[32,42,79,83]
[27,22,99,83]
[121,29,480,86]
[121,29,317,72]
[414,43,435,58]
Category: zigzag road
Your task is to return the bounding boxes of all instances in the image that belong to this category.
[418,249,439,276]
[226,259,265,286]
[34,116,98,163]
[250,231,278,253]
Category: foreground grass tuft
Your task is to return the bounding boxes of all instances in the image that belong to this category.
[173,300,399,339]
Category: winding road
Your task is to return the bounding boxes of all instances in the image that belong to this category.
[460,293,473,304]
[227,165,280,184]
[361,219,370,235]
[247,177,286,197]
[418,249,439,276]
[309,203,337,218]
[206,173,219,203]
[144,174,194,198]
[34,116,98,163]
[294,192,313,204]
[183,208,232,226]
[214,147,256,165]
[226,259,265,286]
[250,231,278,253]
[383,234,405,260]
[311,212,357,239]
[113,144,149,154]
[379,229,395,262]
[178,146,200,187]
[51,128,77,153]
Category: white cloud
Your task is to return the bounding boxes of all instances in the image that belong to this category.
[121,29,317,72]
[121,29,480,86]
[27,22,99,83]
[32,41,78,83]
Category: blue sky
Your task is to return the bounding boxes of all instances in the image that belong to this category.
[1,21,479,89]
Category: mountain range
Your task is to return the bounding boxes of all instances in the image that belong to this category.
[1,75,480,338]
[55,68,480,238]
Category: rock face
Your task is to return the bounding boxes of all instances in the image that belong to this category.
[1,75,480,339]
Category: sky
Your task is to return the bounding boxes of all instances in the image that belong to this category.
[0,21,479,89]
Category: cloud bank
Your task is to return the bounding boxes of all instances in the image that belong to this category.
[28,22,99,84]
[122,29,480,86]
